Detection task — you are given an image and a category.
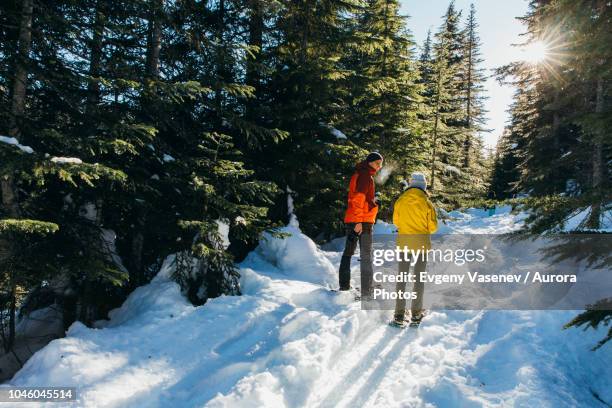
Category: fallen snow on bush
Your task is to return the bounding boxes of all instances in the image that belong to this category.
[0,135,34,154]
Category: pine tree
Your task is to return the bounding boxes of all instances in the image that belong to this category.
[243,0,364,239]
[444,3,490,205]
[461,4,487,167]
[0,0,290,339]
[0,0,57,352]
[460,4,489,179]
[492,0,611,349]
[489,129,521,200]
[424,2,466,207]
[0,0,129,347]
[494,0,610,231]
[122,0,286,302]
[341,0,426,213]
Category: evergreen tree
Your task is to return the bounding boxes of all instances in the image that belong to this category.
[0,0,129,337]
[444,2,490,205]
[424,2,466,207]
[342,0,426,214]
[494,0,610,231]
[492,0,611,349]
[461,3,487,168]
[489,128,521,200]
[0,0,288,343]
[243,0,365,239]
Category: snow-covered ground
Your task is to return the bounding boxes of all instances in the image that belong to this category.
[6,206,611,407]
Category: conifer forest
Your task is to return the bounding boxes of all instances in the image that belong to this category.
[0,0,610,384]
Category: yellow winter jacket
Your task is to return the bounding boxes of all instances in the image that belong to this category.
[393,188,438,250]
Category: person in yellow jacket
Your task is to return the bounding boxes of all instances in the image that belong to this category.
[391,172,437,328]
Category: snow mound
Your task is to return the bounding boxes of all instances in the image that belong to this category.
[252,224,337,287]
[96,278,191,329]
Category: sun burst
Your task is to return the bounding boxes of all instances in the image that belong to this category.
[516,25,570,83]
[521,40,550,65]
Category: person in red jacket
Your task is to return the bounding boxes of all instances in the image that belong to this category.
[338,152,383,295]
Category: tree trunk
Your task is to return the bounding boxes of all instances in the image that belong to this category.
[1,175,20,219]
[8,0,33,139]
[430,111,439,191]
[551,86,561,144]
[214,0,225,122]
[0,173,20,354]
[430,69,443,191]
[380,0,390,149]
[463,22,473,169]
[130,0,163,288]
[382,0,389,76]
[0,192,17,352]
[586,77,605,229]
[86,0,107,114]
[76,278,95,325]
[3,0,31,236]
[245,0,263,122]
[145,0,163,79]
[297,1,308,130]
[7,273,17,353]
[131,215,145,287]
[2,0,31,353]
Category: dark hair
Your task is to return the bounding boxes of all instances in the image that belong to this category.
[366,152,383,163]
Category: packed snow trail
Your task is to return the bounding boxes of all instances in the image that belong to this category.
[7,207,612,407]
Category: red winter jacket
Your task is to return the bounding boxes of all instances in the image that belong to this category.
[343,161,378,224]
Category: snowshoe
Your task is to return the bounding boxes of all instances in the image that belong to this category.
[332,285,355,292]
[356,287,378,302]
[332,287,361,302]
[408,313,425,328]
[389,318,407,329]
[353,287,363,301]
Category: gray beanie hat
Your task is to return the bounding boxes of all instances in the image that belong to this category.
[409,172,427,190]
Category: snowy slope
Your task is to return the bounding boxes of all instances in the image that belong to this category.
[6,206,611,408]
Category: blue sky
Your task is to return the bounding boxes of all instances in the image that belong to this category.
[400,0,530,149]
